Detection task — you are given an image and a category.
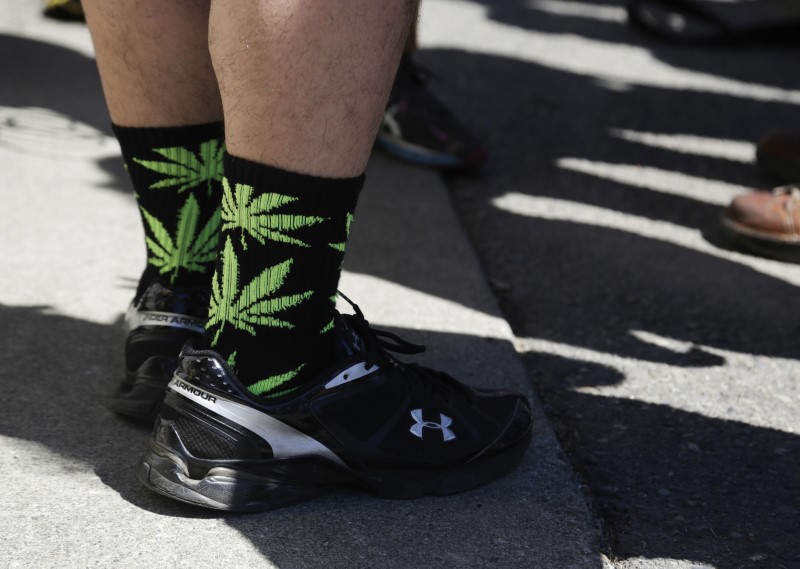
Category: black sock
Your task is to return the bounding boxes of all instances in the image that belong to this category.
[113,122,224,299]
[204,153,362,397]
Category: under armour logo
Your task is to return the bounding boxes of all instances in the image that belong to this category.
[409,409,456,442]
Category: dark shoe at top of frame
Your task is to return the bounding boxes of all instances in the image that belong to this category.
[112,281,209,423]
[757,131,800,184]
[722,184,800,263]
[138,298,532,512]
[377,55,487,171]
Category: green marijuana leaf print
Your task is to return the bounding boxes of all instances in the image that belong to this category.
[226,351,238,371]
[221,178,327,249]
[141,194,220,283]
[133,139,224,194]
[206,237,313,345]
[328,212,354,252]
[320,294,338,334]
[248,363,305,396]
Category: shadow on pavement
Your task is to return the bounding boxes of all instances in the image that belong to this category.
[471,211,800,362]
[459,0,800,89]
[0,33,109,135]
[3,301,797,567]
[0,303,217,518]
[0,303,597,569]
[6,6,800,568]
[0,33,131,193]
[527,352,800,569]
[410,6,800,568]
[411,44,800,362]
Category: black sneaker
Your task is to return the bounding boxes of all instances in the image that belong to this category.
[377,55,486,170]
[138,300,532,512]
[112,281,209,423]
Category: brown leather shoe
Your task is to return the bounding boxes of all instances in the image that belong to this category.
[757,132,800,183]
[722,185,800,262]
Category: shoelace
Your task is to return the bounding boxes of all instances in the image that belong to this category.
[337,292,426,360]
[337,292,475,402]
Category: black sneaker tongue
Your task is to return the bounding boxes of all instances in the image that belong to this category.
[332,312,367,359]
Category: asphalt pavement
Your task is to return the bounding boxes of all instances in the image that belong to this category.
[416,1,800,568]
[1,1,799,568]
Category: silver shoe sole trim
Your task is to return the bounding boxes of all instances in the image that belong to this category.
[168,376,348,469]
[126,305,206,334]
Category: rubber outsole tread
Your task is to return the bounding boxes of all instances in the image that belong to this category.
[138,427,531,512]
[721,215,800,263]
[376,132,484,170]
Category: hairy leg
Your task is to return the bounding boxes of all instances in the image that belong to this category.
[209,0,418,177]
[83,0,222,126]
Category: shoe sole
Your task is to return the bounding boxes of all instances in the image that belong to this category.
[376,132,485,170]
[110,380,166,424]
[110,356,179,423]
[138,428,532,513]
[721,215,800,263]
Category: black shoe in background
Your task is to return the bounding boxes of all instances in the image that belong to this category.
[378,55,486,171]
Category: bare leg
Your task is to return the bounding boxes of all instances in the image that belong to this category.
[83,0,222,126]
[208,0,417,177]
